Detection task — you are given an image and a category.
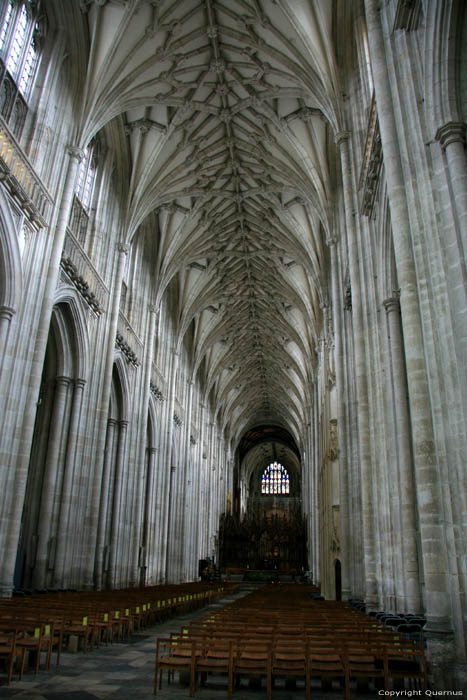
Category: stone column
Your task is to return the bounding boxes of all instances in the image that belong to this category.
[130,304,158,585]
[383,294,421,613]
[337,131,378,607]
[435,122,467,394]
[161,350,179,582]
[328,237,352,600]
[312,384,320,584]
[0,146,83,596]
[33,375,72,587]
[53,378,86,588]
[90,242,128,588]
[0,306,15,376]
[365,0,452,635]
[195,405,206,568]
[107,419,128,589]
[142,446,157,585]
[435,122,467,250]
[181,381,194,580]
[94,417,117,589]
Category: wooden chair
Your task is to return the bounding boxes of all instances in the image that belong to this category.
[15,622,54,673]
[0,630,27,685]
[154,637,196,696]
[308,648,348,699]
[344,646,388,696]
[232,639,272,700]
[194,638,233,697]
[386,645,427,690]
[272,638,309,699]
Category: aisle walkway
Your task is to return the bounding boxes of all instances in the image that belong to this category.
[1,587,352,700]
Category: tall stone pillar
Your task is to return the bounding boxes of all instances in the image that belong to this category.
[94,417,117,589]
[53,378,86,588]
[181,381,194,581]
[435,122,467,396]
[328,236,351,600]
[435,122,467,250]
[383,294,421,613]
[107,419,128,589]
[0,146,83,596]
[337,131,378,607]
[33,375,72,587]
[130,304,158,585]
[90,242,128,588]
[365,0,453,644]
[142,446,157,585]
[161,349,179,582]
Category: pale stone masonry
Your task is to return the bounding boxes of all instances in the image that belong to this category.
[0,0,465,689]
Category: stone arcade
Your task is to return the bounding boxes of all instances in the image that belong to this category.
[0,0,465,689]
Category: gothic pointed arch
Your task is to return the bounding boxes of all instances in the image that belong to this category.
[0,187,22,312]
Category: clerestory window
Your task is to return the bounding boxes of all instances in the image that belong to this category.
[261,462,290,495]
[0,1,41,137]
[69,143,97,244]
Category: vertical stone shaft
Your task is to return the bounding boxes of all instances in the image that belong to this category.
[338,132,378,606]
[53,378,86,587]
[33,376,71,587]
[329,238,351,600]
[383,295,421,612]
[130,305,157,583]
[0,147,82,596]
[94,418,117,589]
[365,0,451,631]
[90,242,128,588]
[107,419,128,588]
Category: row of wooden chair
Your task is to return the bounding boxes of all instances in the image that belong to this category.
[154,633,427,699]
[153,586,427,698]
[0,582,232,685]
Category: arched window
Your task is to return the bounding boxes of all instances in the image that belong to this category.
[0,1,42,138]
[0,1,40,100]
[261,462,290,495]
[70,143,98,244]
[75,145,97,212]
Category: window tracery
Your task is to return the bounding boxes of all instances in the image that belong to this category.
[0,1,42,137]
[261,462,290,495]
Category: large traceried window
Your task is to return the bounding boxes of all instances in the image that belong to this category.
[0,1,41,137]
[261,462,290,495]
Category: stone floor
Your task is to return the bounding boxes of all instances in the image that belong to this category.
[0,589,372,700]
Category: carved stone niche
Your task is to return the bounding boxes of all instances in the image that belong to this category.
[327,419,338,462]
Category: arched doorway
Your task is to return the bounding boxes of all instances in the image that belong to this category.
[335,559,342,601]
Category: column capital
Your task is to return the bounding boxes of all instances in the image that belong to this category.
[118,243,129,255]
[107,417,118,427]
[148,303,158,314]
[56,375,72,387]
[334,130,351,146]
[0,305,15,321]
[119,419,129,429]
[66,146,85,162]
[435,121,466,150]
[383,290,401,314]
[148,447,158,454]
[326,234,339,247]
[74,378,86,389]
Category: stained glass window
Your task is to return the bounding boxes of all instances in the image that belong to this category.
[261,462,290,495]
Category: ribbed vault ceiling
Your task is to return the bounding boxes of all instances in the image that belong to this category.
[75,0,342,447]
